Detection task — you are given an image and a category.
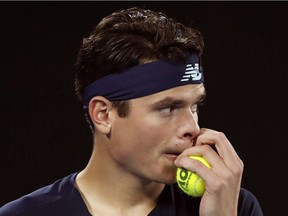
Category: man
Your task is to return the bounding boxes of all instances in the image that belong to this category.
[0,7,263,216]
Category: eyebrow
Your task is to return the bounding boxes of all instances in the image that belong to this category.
[150,98,186,110]
[149,91,206,110]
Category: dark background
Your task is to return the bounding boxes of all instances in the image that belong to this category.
[1,2,287,215]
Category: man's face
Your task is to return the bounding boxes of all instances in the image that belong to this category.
[109,84,206,184]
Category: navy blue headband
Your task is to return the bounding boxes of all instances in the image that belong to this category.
[82,54,204,109]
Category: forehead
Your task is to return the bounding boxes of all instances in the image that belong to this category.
[133,84,206,104]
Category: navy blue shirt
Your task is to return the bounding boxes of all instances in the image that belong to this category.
[0,173,263,216]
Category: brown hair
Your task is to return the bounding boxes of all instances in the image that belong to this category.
[75,7,204,128]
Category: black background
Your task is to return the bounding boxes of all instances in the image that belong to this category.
[1,2,287,215]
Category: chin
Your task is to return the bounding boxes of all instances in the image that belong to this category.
[159,178,177,185]
[165,178,177,185]
[157,172,177,185]
[152,162,178,184]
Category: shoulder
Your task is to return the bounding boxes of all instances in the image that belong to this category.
[0,173,82,216]
[238,188,264,216]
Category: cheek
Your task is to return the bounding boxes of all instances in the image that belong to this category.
[117,122,161,149]
[111,117,167,159]
[109,126,159,174]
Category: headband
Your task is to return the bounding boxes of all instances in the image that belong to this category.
[82,54,204,110]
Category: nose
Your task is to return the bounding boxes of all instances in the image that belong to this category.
[180,110,200,142]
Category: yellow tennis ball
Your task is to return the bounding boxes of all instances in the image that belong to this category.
[176,156,211,197]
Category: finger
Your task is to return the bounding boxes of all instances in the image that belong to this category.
[194,128,243,173]
[176,155,217,182]
[175,145,230,178]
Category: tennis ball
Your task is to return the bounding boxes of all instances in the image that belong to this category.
[176,156,211,197]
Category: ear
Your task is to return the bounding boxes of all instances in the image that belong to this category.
[88,96,113,134]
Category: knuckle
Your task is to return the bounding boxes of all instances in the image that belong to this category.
[234,161,244,176]
[216,131,226,140]
[201,144,211,152]
[239,159,244,170]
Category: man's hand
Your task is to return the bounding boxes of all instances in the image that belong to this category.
[174,128,244,216]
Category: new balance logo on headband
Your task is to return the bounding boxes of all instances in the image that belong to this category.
[181,63,202,82]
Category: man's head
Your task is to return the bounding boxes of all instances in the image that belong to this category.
[75,8,204,133]
[75,7,204,125]
[74,7,206,184]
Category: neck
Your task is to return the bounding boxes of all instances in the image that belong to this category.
[75,142,165,215]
